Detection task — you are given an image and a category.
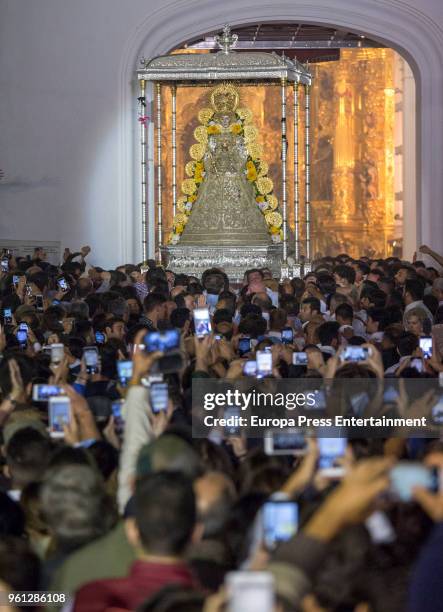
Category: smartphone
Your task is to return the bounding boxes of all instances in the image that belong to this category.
[25,284,33,297]
[48,396,71,438]
[419,336,432,359]
[264,428,307,456]
[349,391,370,417]
[341,346,370,362]
[225,571,274,612]
[281,327,294,345]
[117,359,133,387]
[111,399,125,436]
[432,395,443,425]
[83,346,99,374]
[16,328,28,347]
[238,336,251,356]
[12,275,20,287]
[1,259,9,272]
[262,500,299,551]
[193,307,211,338]
[292,351,308,366]
[50,343,65,365]
[411,358,424,373]
[3,308,12,325]
[95,331,106,345]
[57,276,69,292]
[19,322,29,332]
[383,385,399,404]
[318,437,347,478]
[149,381,169,414]
[224,406,241,437]
[365,511,396,544]
[256,350,272,377]
[32,384,65,402]
[389,462,439,502]
[309,389,327,410]
[144,329,180,352]
[35,294,44,313]
[243,360,257,377]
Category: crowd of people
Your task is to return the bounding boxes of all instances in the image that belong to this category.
[1,244,443,611]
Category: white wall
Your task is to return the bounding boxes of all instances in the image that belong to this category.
[1,0,443,267]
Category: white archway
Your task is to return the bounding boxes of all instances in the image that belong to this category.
[117,0,443,264]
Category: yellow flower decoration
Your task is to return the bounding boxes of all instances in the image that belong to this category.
[193,126,208,143]
[207,124,222,135]
[247,142,263,160]
[257,176,273,195]
[247,168,258,182]
[190,143,206,161]
[174,223,184,234]
[246,160,255,171]
[256,195,265,203]
[174,214,188,227]
[182,178,197,195]
[270,226,280,235]
[198,108,214,124]
[188,194,197,203]
[244,125,258,143]
[266,194,278,210]
[230,123,243,135]
[265,212,282,228]
[185,161,196,177]
[258,161,269,177]
[237,107,253,124]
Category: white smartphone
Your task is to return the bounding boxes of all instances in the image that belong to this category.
[50,343,65,365]
[243,360,257,377]
[149,382,169,414]
[262,500,299,551]
[292,351,308,366]
[264,428,307,456]
[83,346,99,374]
[419,336,432,359]
[225,571,275,612]
[32,384,65,402]
[256,350,272,377]
[48,396,71,438]
[340,346,370,362]
[318,437,347,478]
[193,307,211,338]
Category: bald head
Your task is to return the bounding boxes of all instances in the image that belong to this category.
[194,471,236,538]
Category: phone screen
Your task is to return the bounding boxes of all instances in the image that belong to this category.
[111,400,125,436]
[49,398,71,436]
[224,406,241,437]
[117,360,133,386]
[1,259,9,272]
[238,337,251,356]
[341,346,369,362]
[33,384,64,401]
[419,336,432,359]
[226,571,275,612]
[264,428,307,455]
[84,347,99,373]
[292,352,308,366]
[318,437,347,475]
[95,331,106,345]
[3,308,12,324]
[243,360,257,377]
[35,295,44,312]
[281,327,294,344]
[150,382,169,414]
[144,329,180,352]
[262,501,299,550]
[51,344,64,365]
[193,308,211,337]
[16,329,27,346]
[390,462,439,502]
[256,351,272,377]
[57,277,69,292]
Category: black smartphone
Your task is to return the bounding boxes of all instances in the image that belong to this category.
[238,336,251,356]
[150,382,169,414]
[281,327,294,345]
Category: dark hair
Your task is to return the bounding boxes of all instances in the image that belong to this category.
[212,309,233,325]
[367,307,390,331]
[238,315,267,339]
[134,471,196,556]
[143,292,167,314]
[317,321,340,346]
[0,536,40,592]
[397,331,419,356]
[302,297,321,314]
[404,279,425,302]
[0,493,25,536]
[334,265,356,285]
[335,303,354,323]
[6,428,51,489]
[361,288,387,309]
[170,308,191,329]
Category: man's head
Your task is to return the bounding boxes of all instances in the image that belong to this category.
[333,265,356,288]
[404,279,425,306]
[127,471,196,558]
[300,297,321,323]
[334,303,354,326]
[143,292,167,324]
[245,269,264,285]
[105,317,126,342]
[251,292,273,313]
[395,265,414,287]
[33,247,47,261]
[397,331,419,357]
[366,307,388,335]
[5,428,51,490]
[194,471,236,539]
[432,277,443,303]
[317,321,340,349]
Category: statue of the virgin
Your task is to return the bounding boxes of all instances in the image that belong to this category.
[178,84,272,247]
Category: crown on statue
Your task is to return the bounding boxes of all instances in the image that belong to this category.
[210,83,239,114]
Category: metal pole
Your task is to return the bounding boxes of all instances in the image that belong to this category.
[139,79,148,262]
[293,82,301,277]
[304,83,312,272]
[156,82,163,262]
[171,84,177,218]
[281,78,288,267]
